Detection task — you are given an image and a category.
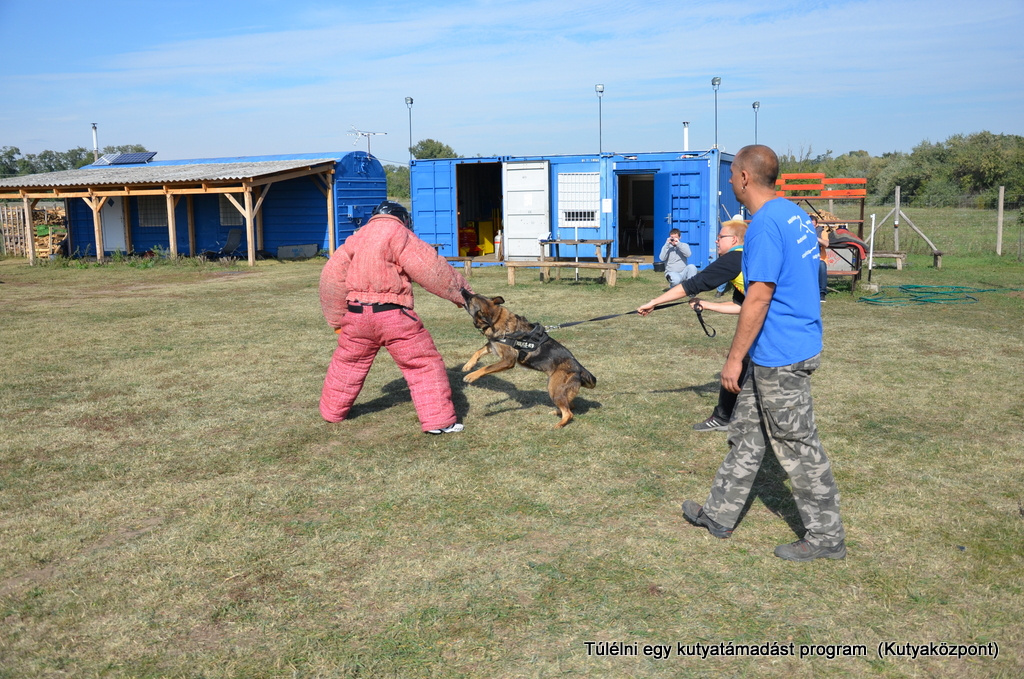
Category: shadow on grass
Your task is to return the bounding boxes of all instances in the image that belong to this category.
[735,447,808,539]
[345,376,413,421]
[650,379,721,396]
[344,367,475,422]
[343,366,605,425]
[449,367,600,421]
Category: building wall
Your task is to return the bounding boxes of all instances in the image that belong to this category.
[65,152,386,257]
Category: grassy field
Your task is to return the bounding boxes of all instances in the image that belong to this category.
[1,235,1023,677]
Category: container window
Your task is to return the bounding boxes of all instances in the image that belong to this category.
[557,173,600,229]
[137,196,167,229]
[219,195,243,226]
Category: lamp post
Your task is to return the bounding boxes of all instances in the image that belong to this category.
[711,77,721,149]
[595,84,604,155]
[752,101,760,145]
[405,97,414,164]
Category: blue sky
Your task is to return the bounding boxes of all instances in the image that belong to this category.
[2,0,1022,167]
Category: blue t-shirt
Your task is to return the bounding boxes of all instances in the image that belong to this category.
[742,198,823,367]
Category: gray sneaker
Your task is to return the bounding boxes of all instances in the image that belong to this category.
[692,415,730,432]
[774,539,846,561]
[681,500,732,539]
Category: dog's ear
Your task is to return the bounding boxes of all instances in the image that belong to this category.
[492,296,504,305]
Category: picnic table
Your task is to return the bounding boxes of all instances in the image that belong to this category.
[539,239,614,263]
[504,238,619,286]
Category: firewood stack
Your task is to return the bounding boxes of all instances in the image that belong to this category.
[33,206,68,257]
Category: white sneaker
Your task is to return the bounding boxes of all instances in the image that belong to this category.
[426,422,464,435]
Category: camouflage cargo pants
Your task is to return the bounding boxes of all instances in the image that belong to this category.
[703,354,845,547]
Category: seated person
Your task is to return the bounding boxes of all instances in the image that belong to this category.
[659,228,698,289]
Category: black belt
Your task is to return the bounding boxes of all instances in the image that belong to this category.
[347,303,405,314]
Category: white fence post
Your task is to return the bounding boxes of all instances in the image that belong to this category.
[996,186,1004,256]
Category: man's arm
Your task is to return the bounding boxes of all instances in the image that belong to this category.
[721,280,774,393]
[319,246,352,329]
[398,228,472,306]
[637,281,691,315]
[679,250,741,297]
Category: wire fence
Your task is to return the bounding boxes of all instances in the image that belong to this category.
[869,192,1024,210]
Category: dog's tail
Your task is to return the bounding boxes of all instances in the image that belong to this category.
[579,366,597,389]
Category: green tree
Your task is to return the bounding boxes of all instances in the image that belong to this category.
[410,139,457,159]
[0,146,21,177]
[0,144,149,176]
[385,164,410,200]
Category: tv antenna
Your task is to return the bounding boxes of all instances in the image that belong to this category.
[349,126,386,155]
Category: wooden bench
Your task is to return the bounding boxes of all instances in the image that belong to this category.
[445,256,476,276]
[504,260,618,286]
[611,256,645,278]
[870,251,907,270]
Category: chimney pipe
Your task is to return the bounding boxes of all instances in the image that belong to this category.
[91,123,99,162]
[682,121,689,152]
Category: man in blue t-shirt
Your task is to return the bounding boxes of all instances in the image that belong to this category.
[680,145,847,561]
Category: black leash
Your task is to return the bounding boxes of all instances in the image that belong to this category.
[690,299,717,338]
[544,300,716,338]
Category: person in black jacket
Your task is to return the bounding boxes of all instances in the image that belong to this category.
[637,219,748,431]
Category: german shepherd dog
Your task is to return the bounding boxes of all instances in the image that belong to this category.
[460,290,596,428]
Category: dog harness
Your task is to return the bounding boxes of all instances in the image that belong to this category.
[493,323,551,361]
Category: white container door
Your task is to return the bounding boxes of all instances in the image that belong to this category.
[502,160,550,261]
[100,197,126,253]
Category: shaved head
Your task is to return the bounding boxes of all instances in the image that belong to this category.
[734,145,779,188]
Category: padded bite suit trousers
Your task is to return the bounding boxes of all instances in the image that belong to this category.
[320,307,456,431]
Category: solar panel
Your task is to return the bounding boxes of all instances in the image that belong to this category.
[94,152,157,166]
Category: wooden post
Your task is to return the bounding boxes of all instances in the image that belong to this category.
[122,196,133,254]
[326,174,336,254]
[310,173,335,254]
[165,192,178,258]
[244,185,256,266]
[22,195,36,265]
[88,195,105,261]
[255,187,264,252]
[996,186,1004,256]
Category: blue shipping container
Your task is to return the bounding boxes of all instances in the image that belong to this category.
[410,150,739,270]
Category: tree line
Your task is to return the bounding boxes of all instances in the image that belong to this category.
[5,133,1020,210]
[779,131,1024,208]
[1,145,149,177]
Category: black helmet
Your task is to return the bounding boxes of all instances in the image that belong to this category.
[371,200,412,228]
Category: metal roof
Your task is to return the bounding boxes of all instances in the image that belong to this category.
[0,158,337,189]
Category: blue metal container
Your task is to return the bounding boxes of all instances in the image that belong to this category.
[410,149,738,270]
